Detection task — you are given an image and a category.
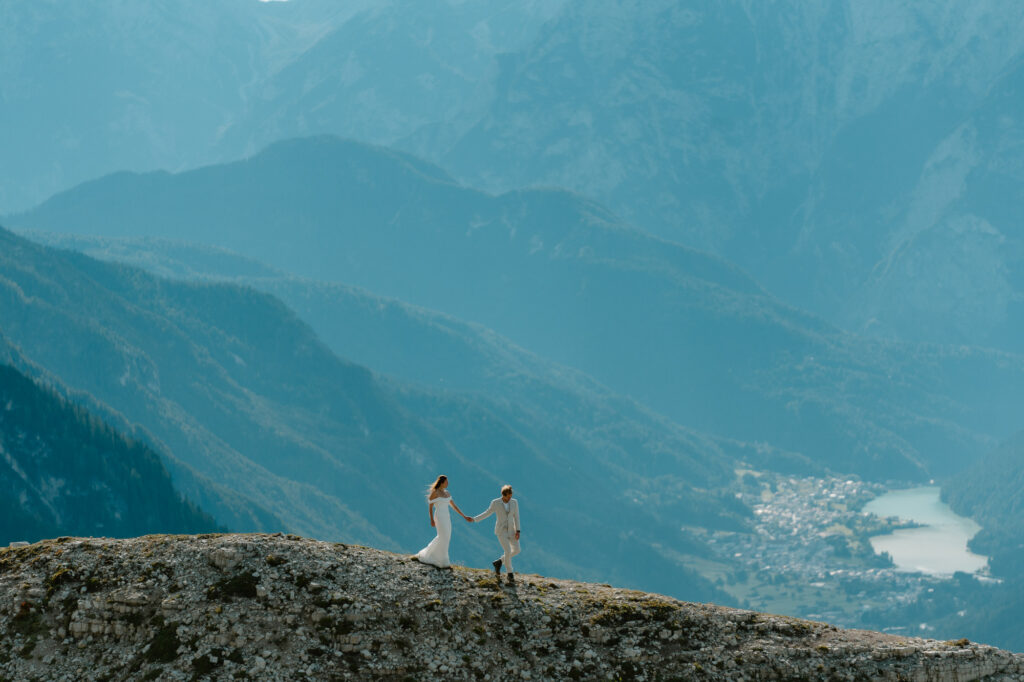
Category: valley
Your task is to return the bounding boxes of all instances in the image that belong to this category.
[6,0,1024,660]
[688,473,998,640]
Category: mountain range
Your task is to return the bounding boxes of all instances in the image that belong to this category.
[6,0,1024,354]
[438,0,1024,347]
[0,0,555,214]
[12,136,1024,483]
[0,0,379,213]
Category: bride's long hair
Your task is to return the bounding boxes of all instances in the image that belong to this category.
[426,474,448,501]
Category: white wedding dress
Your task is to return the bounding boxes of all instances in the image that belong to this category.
[416,495,453,568]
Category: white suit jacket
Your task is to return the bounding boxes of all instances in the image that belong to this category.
[474,498,520,536]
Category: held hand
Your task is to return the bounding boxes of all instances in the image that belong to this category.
[515,530,520,540]
[430,520,436,528]
[466,517,474,523]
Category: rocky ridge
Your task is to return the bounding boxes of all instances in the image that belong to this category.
[0,534,1021,681]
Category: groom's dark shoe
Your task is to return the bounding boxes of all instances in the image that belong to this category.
[507,573,515,585]
[492,559,502,576]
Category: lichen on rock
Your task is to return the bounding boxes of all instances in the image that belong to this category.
[0,533,1021,680]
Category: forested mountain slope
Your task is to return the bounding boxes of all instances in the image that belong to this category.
[0,363,219,544]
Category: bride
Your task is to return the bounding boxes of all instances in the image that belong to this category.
[415,475,472,568]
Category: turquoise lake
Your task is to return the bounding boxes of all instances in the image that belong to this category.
[862,486,988,576]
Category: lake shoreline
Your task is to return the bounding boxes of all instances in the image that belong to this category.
[864,486,989,577]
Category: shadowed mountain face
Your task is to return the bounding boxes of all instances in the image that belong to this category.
[14,137,1024,480]
[0,363,221,544]
[0,331,286,539]
[0,226,742,601]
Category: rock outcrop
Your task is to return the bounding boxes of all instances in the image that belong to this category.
[0,533,1021,681]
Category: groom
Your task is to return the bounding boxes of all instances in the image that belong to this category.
[473,484,521,585]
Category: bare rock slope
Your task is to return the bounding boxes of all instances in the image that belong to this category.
[0,534,1021,681]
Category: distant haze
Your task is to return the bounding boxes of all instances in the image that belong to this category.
[4,1,1024,351]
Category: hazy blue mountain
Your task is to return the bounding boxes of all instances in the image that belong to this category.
[0,0,554,215]
[0,0,372,213]
[7,0,1024,355]
[222,0,566,162]
[0,362,221,544]
[446,0,1024,241]
[442,0,1024,352]
[14,136,1024,481]
[0,226,742,601]
[845,57,1024,350]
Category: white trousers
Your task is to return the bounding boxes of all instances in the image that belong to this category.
[497,533,521,574]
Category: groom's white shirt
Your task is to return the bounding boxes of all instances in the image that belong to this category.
[474,498,520,536]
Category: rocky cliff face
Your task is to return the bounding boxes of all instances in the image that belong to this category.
[0,534,1021,681]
